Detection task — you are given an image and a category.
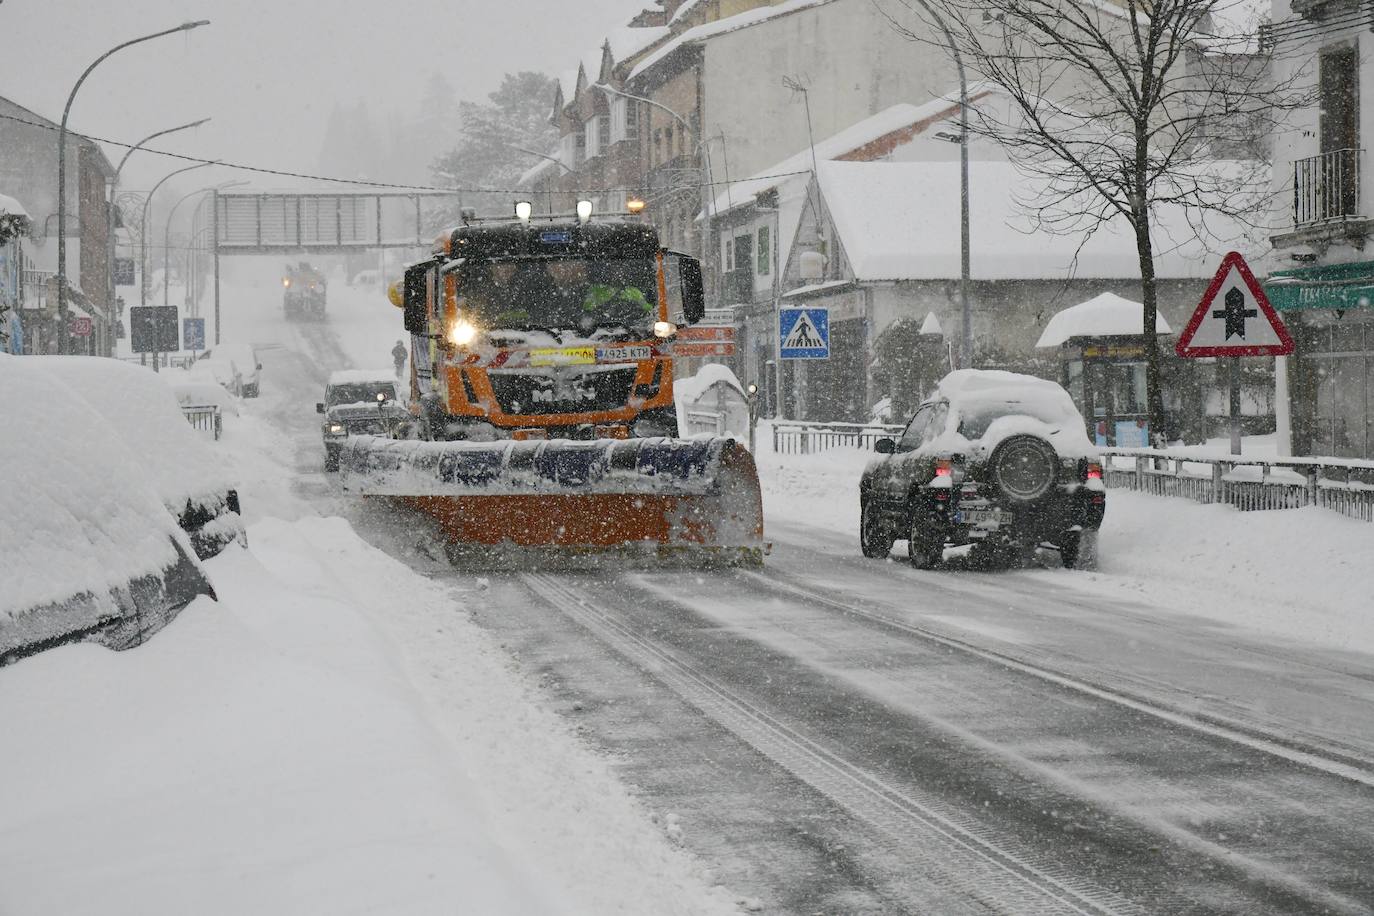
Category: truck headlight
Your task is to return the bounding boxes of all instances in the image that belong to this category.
[448,319,480,347]
[653,320,677,339]
[328,423,345,435]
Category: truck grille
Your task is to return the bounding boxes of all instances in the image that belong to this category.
[488,367,637,416]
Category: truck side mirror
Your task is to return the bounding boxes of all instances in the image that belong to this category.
[679,256,705,324]
[315,403,325,414]
[402,261,432,335]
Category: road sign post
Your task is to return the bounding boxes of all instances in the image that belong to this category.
[183,316,205,353]
[1176,252,1294,455]
[130,305,179,373]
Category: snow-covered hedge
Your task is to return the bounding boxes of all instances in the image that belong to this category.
[0,356,217,664]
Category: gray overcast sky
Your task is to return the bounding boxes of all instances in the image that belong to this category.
[0,0,648,190]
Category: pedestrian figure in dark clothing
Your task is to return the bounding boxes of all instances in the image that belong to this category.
[392,340,407,378]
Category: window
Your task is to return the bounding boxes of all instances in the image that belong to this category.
[609,97,627,144]
[584,116,603,160]
[757,225,770,276]
[897,405,934,451]
[625,99,638,142]
[723,236,734,272]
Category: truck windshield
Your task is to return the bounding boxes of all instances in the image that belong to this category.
[454,257,658,335]
[328,383,393,406]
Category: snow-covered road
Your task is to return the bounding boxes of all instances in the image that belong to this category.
[7,274,1373,915]
[264,292,1374,914]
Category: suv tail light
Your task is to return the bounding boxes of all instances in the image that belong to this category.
[1084,462,1103,481]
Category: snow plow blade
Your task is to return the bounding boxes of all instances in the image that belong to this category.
[338,436,765,566]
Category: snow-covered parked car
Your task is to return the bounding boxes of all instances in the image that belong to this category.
[201,343,262,398]
[0,356,217,664]
[860,369,1106,569]
[186,356,242,397]
[31,357,246,560]
[317,370,406,472]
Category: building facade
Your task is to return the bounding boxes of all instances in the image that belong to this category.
[1263,0,1374,459]
[0,94,116,356]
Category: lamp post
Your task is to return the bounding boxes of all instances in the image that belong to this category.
[163,180,245,307]
[896,0,971,366]
[108,118,210,334]
[140,161,216,310]
[596,83,713,252]
[56,19,210,354]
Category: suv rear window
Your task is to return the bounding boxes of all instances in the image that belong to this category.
[957,397,1075,440]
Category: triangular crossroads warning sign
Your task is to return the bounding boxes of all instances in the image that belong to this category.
[1176,251,1293,357]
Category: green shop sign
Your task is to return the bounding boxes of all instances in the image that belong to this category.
[1265,260,1374,311]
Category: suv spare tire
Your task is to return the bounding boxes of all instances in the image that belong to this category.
[987,435,1057,503]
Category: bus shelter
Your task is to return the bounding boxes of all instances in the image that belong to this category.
[1036,292,1172,447]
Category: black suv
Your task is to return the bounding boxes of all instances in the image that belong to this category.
[859,370,1106,569]
[317,372,406,471]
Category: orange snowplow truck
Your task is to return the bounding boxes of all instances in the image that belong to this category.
[338,205,764,565]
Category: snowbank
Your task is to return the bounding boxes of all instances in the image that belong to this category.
[0,356,211,655]
[29,357,235,513]
[0,516,739,915]
[756,421,1374,654]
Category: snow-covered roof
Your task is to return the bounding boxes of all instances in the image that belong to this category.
[327,369,400,386]
[920,312,944,335]
[669,0,709,23]
[817,159,1262,282]
[709,92,981,218]
[0,192,30,218]
[605,24,670,65]
[673,361,745,403]
[518,154,562,187]
[1035,292,1173,348]
[629,0,839,82]
[781,279,854,299]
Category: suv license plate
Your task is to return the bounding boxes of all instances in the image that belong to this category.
[961,508,1010,527]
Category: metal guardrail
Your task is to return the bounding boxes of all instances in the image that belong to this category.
[181,404,222,440]
[1101,448,1374,522]
[772,420,904,454]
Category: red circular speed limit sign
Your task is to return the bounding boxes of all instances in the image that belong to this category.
[69,317,93,337]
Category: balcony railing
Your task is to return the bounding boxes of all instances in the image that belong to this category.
[1293,148,1362,226]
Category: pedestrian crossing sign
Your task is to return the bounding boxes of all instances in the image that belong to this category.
[780,307,829,359]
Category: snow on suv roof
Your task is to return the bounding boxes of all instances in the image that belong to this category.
[327,369,397,386]
[936,369,1068,403]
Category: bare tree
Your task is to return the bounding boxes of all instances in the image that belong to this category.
[879,0,1306,436]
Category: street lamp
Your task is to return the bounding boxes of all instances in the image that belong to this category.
[884,0,971,366]
[55,19,211,354]
[108,117,210,331]
[596,83,713,247]
[140,161,217,309]
[164,180,245,307]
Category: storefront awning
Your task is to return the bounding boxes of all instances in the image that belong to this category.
[1265,260,1374,311]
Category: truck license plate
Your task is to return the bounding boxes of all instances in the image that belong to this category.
[596,345,651,363]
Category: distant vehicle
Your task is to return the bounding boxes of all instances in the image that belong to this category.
[186,356,242,398]
[859,369,1106,569]
[201,343,262,398]
[283,262,327,321]
[316,370,405,472]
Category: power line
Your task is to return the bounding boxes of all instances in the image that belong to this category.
[0,110,810,198]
